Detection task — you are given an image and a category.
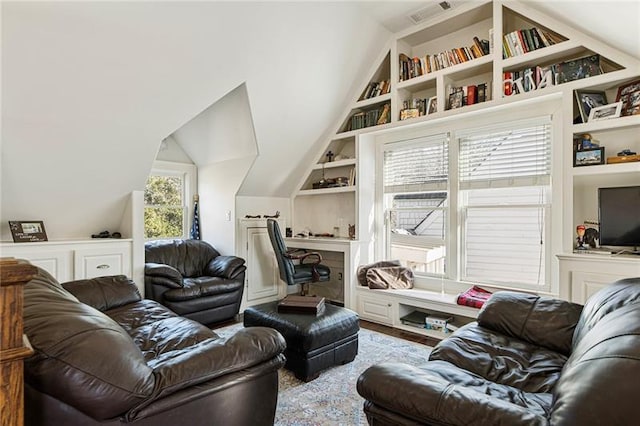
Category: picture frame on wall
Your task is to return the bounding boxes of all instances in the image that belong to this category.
[588,102,622,121]
[575,90,608,123]
[573,147,605,167]
[615,79,640,116]
[8,220,48,243]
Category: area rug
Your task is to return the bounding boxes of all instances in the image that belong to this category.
[215,323,432,426]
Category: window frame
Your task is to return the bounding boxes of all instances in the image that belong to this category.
[373,102,562,295]
[144,160,197,241]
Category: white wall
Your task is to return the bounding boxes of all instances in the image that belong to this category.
[156,136,194,164]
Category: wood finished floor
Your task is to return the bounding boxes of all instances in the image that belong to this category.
[211,316,439,347]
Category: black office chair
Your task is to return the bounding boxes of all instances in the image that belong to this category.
[267,219,330,296]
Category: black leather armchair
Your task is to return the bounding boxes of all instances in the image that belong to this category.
[144,239,246,325]
[266,219,330,296]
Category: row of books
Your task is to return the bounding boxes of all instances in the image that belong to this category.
[399,36,490,81]
[503,54,602,96]
[502,27,563,58]
[347,103,390,131]
[360,79,390,101]
[448,82,491,109]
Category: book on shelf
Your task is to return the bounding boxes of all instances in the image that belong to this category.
[502,27,563,59]
[457,285,492,308]
[347,102,390,131]
[398,34,490,81]
[448,82,490,109]
[360,79,390,101]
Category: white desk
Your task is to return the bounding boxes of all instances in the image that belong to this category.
[284,237,365,309]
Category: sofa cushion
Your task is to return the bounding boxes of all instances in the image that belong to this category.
[357,361,549,425]
[478,291,582,356]
[430,323,567,393]
[24,270,155,421]
[62,275,142,311]
[163,277,243,302]
[572,277,640,348]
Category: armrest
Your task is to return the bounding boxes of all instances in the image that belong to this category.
[152,327,285,397]
[144,262,183,289]
[62,275,142,312]
[287,251,322,265]
[204,256,246,279]
[478,291,583,356]
[357,362,547,425]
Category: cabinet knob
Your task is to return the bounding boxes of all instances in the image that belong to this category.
[96,264,110,269]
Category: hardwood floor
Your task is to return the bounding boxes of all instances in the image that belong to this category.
[211,315,439,347]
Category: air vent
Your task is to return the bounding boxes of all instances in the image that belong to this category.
[408,1,454,25]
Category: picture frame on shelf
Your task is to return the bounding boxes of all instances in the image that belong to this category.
[573,147,605,167]
[8,220,48,243]
[588,102,622,122]
[615,79,640,116]
[427,96,437,114]
[575,90,607,123]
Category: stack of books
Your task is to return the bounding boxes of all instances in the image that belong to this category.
[277,295,325,315]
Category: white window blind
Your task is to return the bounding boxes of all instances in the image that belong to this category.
[383,133,449,193]
[458,117,551,189]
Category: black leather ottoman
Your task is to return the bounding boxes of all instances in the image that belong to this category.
[244,301,359,381]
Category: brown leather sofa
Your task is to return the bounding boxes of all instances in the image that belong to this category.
[23,267,286,426]
[144,239,246,325]
[357,277,640,425]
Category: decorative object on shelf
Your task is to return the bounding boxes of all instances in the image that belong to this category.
[576,224,587,250]
[556,54,602,84]
[615,79,640,116]
[583,225,600,249]
[588,101,622,122]
[427,96,437,114]
[575,90,607,122]
[285,227,292,237]
[325,150,334,162]
[573,147,605,167]
[244,214,261,219]
[448,88,464,109]
[574,133,599,152]
[348,224,356,240]
[90,230,121,239]
[376,103,390,125]
[264,211,281,219]
[8,220,48,243]
[607,149,640,164]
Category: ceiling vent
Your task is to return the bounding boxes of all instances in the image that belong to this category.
[408,1,455,25]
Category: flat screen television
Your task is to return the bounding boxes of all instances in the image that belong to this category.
[598,185,640,249]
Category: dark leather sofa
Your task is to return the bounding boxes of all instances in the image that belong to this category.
[144,239,246,325]
[357,277,640,425]
[23,267,286,426]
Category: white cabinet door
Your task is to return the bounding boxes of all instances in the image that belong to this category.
[357,293,394,325]
[246,227,280,301]
[571,271,629,304]
[74,246,131,280]
[0,247,72,282]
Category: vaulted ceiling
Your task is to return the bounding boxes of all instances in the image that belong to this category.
[1,1,638,240]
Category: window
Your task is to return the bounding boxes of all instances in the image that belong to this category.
[382,133,449,276]
[144,161,196,240]
[458,119,551,288]
[379,117,552,291]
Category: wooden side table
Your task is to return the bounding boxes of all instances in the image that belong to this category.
[1,259,37,426]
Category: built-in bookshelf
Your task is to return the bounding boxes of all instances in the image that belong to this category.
[293,0,640,317]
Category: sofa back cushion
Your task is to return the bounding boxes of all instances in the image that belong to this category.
[145,239,220,278]
[62,275,142,311]
[550,279,640,424]
[24,268,155,420]
[572,277,640,347]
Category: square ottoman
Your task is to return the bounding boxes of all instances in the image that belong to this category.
[244,301,359,381]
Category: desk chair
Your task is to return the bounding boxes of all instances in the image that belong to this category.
[266,219,330,296]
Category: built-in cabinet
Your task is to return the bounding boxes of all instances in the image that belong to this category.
[0,239,132,283]
[290,0,639,331]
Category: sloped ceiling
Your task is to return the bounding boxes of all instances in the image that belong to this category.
[1,1,390,239]
[1,1,638,241]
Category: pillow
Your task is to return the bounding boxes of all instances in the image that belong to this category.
[366,266,414,290]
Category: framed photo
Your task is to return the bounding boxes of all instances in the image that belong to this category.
[8,220,48,243]
[588,101,622,121]
[573,147,605,167]
[575,90,607,123]
[557,54,602,84]
[448,91,463,110]
[615,79,640,116]
[427,96,437,114]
